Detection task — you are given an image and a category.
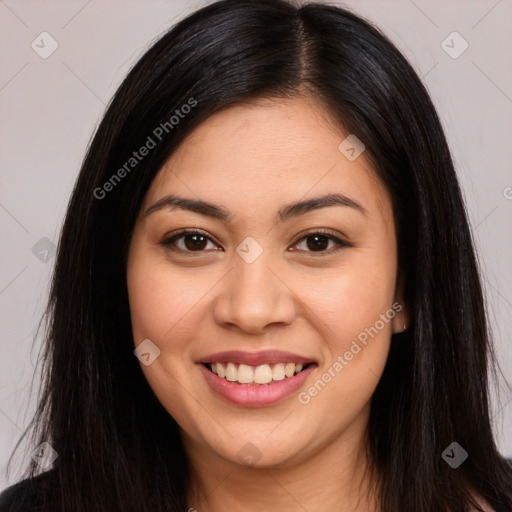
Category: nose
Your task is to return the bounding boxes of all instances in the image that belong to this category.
[211,252,297,334]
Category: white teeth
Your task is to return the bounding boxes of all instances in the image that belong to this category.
[237,364,254,384]
[225,362,237,381]
[284,363,295,378]
[215,362,225,378]
[254,364,273,384]
[207,362,308,384]
[272,363,285,381]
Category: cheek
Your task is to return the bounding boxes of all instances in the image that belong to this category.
[309,253,397,406]
[126,250,208,430]
[301,253,397,345]
[127,251,209,344]
[297,279,395,424]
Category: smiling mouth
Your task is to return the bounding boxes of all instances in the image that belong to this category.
[203,361,315,385]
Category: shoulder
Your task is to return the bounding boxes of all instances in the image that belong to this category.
[0,470,56,512]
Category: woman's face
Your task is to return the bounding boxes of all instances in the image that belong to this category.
[127,96,406,469]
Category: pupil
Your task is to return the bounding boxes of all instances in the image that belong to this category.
[185,235,207,251]
[307,235,328,251]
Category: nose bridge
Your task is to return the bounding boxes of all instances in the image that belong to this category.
[212,242,296,332]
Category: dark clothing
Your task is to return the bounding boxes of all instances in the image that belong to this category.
[0,470,54,512]
[2,461,512,511]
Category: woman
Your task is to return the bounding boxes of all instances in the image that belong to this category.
[1,0,511,510]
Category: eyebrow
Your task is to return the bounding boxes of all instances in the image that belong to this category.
[144,192,367,222]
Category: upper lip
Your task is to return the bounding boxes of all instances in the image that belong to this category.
[198,350,316,366]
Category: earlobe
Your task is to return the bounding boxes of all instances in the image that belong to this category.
[393,276,408,334]
[391,313,408,334]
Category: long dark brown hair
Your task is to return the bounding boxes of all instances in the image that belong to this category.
[6,1,512,510]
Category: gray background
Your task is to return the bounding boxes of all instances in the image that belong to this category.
[1,0,511,490]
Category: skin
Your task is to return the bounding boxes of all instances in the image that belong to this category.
[126,96,409,512]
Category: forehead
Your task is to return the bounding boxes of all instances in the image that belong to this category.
[144,96,392,224]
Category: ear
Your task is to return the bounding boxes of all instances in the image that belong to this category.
[392,274,409,334]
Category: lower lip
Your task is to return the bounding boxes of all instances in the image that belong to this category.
[198,363,316,407]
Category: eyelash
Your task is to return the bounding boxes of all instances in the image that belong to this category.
[160,228,351,256]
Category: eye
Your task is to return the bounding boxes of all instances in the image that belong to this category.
[291,229,351,255]
[160,229,221,253]
[160,228,351,255]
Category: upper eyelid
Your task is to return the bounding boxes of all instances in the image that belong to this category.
[163,228,219,245]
